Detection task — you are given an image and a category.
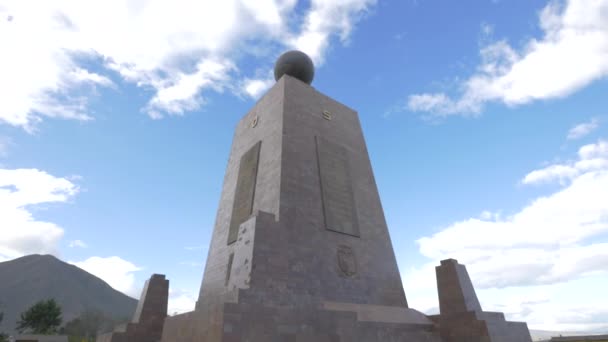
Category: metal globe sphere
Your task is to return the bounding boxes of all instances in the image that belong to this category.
[274,50,315,85]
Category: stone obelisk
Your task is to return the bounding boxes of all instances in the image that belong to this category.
[158,50,532,342]
[161,51,439,341]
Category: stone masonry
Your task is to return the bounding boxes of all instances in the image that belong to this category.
[154,54,533,341]
[98,274,169,342]
[160,73,445,341]
[429,259,533,342]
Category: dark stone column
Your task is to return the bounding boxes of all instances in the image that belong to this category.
[436,258,482,315]
[97,274,169,342]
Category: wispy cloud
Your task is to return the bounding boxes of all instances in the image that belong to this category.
[567,118,600,140]
[0,0,376,129]
[68,239,88,248]
[184,245,207,251]
[523,139,607,185]
[178,261,203,267]
[407,0,608,117]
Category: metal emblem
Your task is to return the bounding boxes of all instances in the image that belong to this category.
[337,245,357,277]
[322,110,332,120]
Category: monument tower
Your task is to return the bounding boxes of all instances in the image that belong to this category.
[158,51,532,342]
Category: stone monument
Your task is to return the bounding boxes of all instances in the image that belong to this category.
[429,259,532,341]
[153,50,533,341]
[97,274,169,342]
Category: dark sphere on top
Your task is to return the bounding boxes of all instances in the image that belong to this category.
[274,50,315,85]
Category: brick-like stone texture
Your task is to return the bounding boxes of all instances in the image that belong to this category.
[98,274,168,342]
[162,209,441,341]
[436,259,482,315]
[433,259,532,342]
[192,75,407,318]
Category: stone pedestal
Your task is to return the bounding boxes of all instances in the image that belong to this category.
[431,260,532,342]
[162,211,440,341]
[98,274,169,342]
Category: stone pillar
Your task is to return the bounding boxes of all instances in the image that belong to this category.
[97,274,169,342]
[432,259,533,342]
[436,258,482,315]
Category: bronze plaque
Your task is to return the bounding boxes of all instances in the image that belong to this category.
[228,141,261,244]
[316,136,359,237]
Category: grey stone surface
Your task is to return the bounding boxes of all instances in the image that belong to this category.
[227,140,261,244]
[163,210,440,341]
[194,75,407,316]
[274,50,315,85]
[321,301,434,325]
[161,75,418,341]
[436,258,482,315]
[13,335,68,342]
[98,274,168,342]
[195,75,285,313]
[316,135,359,237]
[433,259,532,342]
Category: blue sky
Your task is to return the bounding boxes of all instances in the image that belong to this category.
[1,0,607,332]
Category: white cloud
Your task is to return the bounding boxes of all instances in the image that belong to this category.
[522,139,608,185]
[288,0,376,64]
[70,256,142,298]
[478,278,608,332]
[238,0,376,98]
[579,139,608,159]
[407,0,608,116]
[0,168,78,261]
[168,288,197,315]
[0,0,376,128]
[145,58,235,119]
[68,239,88,248]
[241,78,275,99]
[567,118,600,140]
[403,139,608,331]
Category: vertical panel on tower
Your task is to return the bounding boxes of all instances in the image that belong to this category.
[225,253,235,286]
[316,136,359,237]
[228,141,261,244]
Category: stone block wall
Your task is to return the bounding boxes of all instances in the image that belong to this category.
[98,274,168,342]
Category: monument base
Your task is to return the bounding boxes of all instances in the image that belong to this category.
[97,321,165,342]
[429,311,532,342]
[162,302,442,342]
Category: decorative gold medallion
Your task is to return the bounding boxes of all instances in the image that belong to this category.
[322,110,332,121]
[337,245,357,277]
[251,115,259,128]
